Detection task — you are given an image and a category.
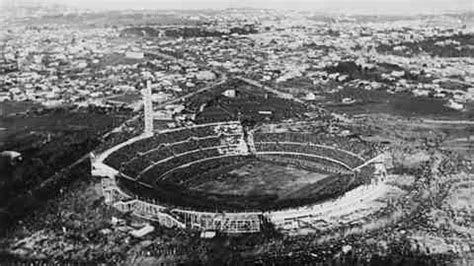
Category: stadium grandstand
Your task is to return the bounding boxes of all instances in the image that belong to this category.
[92,119,386,233]
[91,82,387,233]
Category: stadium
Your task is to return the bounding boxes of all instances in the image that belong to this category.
[91,82,388,234]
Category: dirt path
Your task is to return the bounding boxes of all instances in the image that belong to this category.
[421,119,474,125]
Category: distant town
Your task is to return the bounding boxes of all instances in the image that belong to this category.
[1,7,473,116]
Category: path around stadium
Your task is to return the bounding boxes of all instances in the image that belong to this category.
[236,76,304,104]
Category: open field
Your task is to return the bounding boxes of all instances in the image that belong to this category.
[324,88,474,120]
[1,107,129,151]
[0,106,131,232]
[0,101,44,117]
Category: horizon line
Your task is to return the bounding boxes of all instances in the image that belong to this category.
[3,0,472,16]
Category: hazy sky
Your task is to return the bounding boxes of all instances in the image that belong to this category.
[8,0,474,14]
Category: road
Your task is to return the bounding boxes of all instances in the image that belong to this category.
[236,76,333,116]
[144,50,177,61]
[421,119,474,125]
[236,76,304,104]
[155,72,227,109]
[145,49,228,108]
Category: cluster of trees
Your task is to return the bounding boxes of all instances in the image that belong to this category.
[377,34,474,58]
[325,60,434,84]
[120,25,258,39]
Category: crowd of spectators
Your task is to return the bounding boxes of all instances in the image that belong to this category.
[212,122,243,135]
[164,155,250,186]
[104,122,243,169]
[138,148,223,183]
[120,134,242,177]
[254,142,364,168]
[253,132,372,158]
[257,154,350,174]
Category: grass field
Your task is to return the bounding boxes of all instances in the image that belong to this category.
[190,161,329,200]
[118,156,355,211]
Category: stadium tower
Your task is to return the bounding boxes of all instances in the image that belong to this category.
[143,79,154,134]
